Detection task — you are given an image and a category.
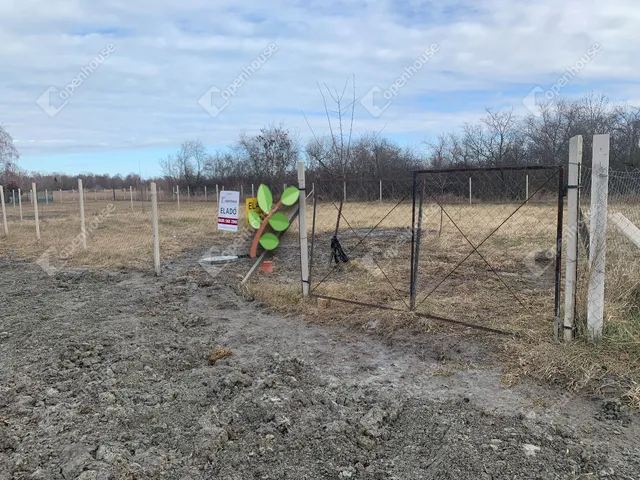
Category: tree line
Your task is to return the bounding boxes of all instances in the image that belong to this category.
[2,93,639,198]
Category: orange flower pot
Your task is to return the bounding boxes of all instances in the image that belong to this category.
[261,260,273,274]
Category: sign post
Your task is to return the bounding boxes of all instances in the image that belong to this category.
[218,190,240,232]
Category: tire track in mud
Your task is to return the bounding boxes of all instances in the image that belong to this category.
[0,257,638,479]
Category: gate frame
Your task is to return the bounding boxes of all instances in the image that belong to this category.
[409,165,565,331]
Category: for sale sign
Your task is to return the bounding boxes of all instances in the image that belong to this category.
[218,191,240,232]
[245,197,263,225]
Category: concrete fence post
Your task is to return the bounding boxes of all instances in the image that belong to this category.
[297,162,310,297]
[563,135,583,341]
[587,134,610,342]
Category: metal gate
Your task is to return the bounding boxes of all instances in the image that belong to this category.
[308,167,564,335]
[410,166,564,334]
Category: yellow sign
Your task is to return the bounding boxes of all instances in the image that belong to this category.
[245,197,263,225]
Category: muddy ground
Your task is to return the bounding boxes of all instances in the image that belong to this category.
[0,254,639,479]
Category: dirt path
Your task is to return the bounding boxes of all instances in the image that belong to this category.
[0,257,638,479]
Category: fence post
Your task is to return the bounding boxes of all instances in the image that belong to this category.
[45,189,48,205]
[18,188,23,221]
[525,174,529,202]
[587,133,610,342]
[563,135,583,342]
[187,186,190,201]
[0,185,7,236]
[32,183,41,241]
[241,185,244,199]
[343,181,347,203]
[78,179,86,249]
[251,184,255,197]
[12,190,15,208]
[150,182,161,276]
[204,186,207,201]
[216,184,219,203]
[297,162,310,297]
[379,180,382,202]
[59,189,63,204]
[469,177,472,204]
[176,186,180,210]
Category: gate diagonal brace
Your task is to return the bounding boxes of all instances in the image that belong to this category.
[415,169,559,308]
[311,190,411,310]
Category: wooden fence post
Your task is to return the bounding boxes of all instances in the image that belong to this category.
[32,183,40,241]
[18,188,23,221]
[151,182,161,276]
[0,185,8,236]
[78,179,86,249]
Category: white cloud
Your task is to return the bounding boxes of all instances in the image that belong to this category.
[0,0,638,159]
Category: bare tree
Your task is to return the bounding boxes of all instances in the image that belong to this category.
[0,125,19,182]
[236,123,299,184]
[304,77,357,178]
[159,139,208,192]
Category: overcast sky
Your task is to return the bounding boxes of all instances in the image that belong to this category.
[1,0,638,177]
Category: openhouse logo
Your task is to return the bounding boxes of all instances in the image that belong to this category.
[199,43,279,118]
[361,43,439,118]
[522,43,601,116]
[36,44,116,118]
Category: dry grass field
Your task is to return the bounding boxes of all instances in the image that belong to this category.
[1,195,638,406]
[0,197,242,270]
[252,198,640,407]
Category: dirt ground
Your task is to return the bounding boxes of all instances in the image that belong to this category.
[1,254,639,480]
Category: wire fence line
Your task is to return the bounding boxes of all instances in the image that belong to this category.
[576,166,640,338]
[0,180,258,275]
[2,158,638,340]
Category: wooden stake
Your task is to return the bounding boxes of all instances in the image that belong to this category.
[32,183,40,241]
[78,179,86,249]
[0,185,8,236]
[151,182,161,276]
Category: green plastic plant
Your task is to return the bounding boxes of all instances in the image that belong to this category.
[249,184,300,257]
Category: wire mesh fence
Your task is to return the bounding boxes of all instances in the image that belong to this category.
[0,183,259,275]
[577,167,640,334]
